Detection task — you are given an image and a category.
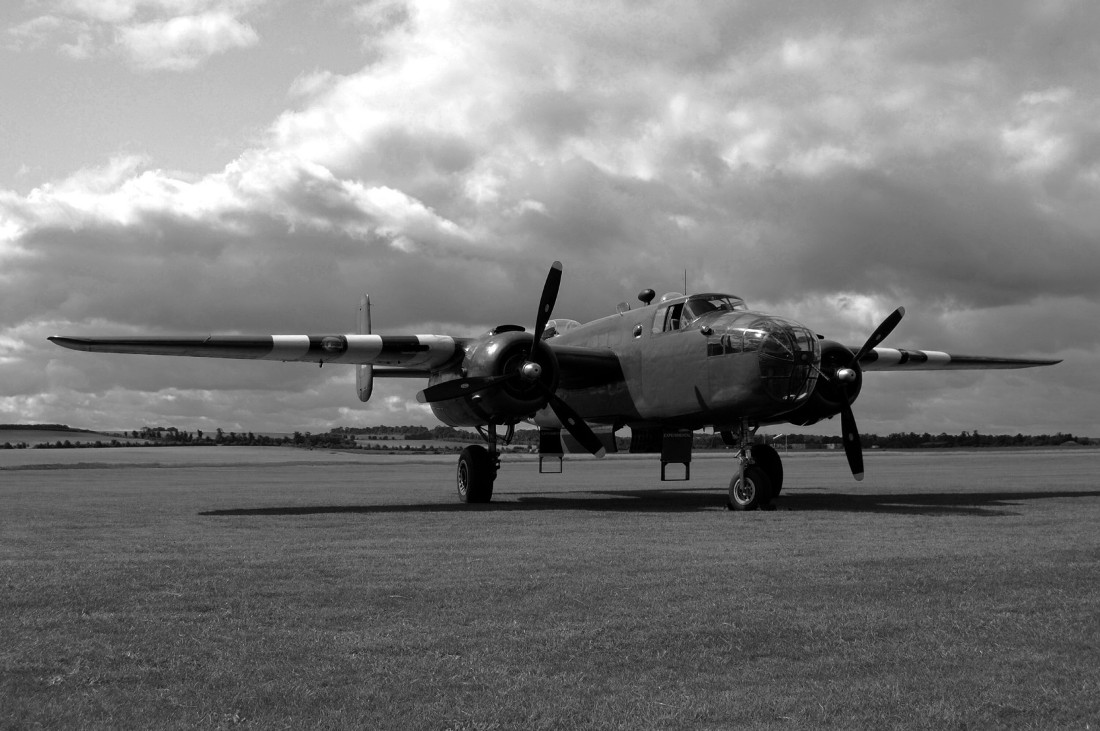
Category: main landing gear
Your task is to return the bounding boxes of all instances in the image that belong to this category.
[455,423,511,504]
[725,422,784,511]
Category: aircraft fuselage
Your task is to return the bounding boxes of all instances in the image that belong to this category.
[546,294,820,429]
[428,293,824,432]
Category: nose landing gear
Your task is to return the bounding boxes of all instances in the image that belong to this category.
[725,422,783,511]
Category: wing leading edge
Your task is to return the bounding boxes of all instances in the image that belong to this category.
[857,346,1061,371]
[48,334,462,370]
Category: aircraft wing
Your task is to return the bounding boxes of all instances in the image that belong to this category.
[856,347,1061,371]
[47,334,626,381]
[48,334,464,371]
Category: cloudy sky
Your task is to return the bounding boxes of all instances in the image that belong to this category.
[2,0,1097,437]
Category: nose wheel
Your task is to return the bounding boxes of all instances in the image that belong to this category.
[728,464,773,511]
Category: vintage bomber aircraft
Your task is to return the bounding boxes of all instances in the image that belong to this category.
[50,262,1059,510]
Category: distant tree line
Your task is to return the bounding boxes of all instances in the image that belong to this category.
[463,429,1088,451]
[2,425,459,452]
[331,425,476,441]
[0,423,94,432]
[761,431,1087,449]
[2,425,1089,451]
[1,426,352,451]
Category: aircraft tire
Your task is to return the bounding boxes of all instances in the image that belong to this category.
[727,465,772,511]
[750,444,784,497]
[457,445,495,504]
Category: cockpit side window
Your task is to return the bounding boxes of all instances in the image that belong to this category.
[665,303,685,331]
[652,306,668,334]
[652,303,689,333]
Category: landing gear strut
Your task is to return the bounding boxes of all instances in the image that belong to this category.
[455,423,511,504]
[725,422,780,511]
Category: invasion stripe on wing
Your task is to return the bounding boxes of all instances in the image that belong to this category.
[253,335,456,366]
[321,334,457,367]
[48,333,459,368]
[231,334,459,366]
[271,335,311,360]
[856,346,1060,371]
[864,348,951,368]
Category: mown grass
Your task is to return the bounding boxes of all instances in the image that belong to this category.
[2,450,1099,729]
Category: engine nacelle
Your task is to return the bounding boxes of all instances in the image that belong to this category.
[781,340,862,426]
[427,330,560,427]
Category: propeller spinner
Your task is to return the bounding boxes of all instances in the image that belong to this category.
[417,262,606,458]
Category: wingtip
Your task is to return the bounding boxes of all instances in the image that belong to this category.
[48,336,81,350]
[594,446,607,459]
[853,472,865,482]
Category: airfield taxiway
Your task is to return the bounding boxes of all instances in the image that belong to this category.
[3,446,1099,728]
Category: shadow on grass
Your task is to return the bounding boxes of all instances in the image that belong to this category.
[199,488,1100,517]
[781,489,1100,516]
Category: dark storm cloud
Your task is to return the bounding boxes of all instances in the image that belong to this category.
[758,168,1100,307]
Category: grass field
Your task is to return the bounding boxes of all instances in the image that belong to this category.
[2,447,1099,729]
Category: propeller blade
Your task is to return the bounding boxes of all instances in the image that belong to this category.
[530,261,563,346]
[416,374,513,404]
[840,402,864,481]
[829,306,901,482]
[545,391,606,458]
[853,306,905,364]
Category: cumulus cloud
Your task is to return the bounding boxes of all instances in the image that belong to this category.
[116,11,258,70]
[3,0,264,70]
[3,15,66,51]
[3,0,1098,433]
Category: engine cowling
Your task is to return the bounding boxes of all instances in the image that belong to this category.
[781,340,862,426]
[427,330,559,426]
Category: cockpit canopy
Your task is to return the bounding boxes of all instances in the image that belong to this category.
[682,294,747,324]
[541,318,581,340]
[653,294,747,333]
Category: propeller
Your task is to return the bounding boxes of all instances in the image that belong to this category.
[544,390,606,458]
[833,307,905,481]
[853,306,905,364]
[416,262,606,458]
[531,261,562,348]
[414,373,512,403]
